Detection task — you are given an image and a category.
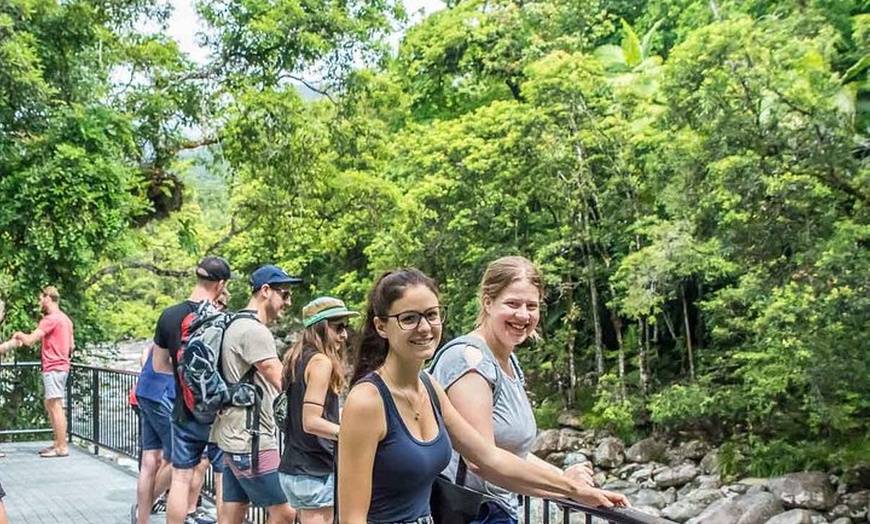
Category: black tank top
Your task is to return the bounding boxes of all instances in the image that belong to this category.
[278,347,339,476]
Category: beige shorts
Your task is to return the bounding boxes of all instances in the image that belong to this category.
[43,371,69,400]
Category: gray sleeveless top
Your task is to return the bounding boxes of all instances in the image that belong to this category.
[429,334,537,518]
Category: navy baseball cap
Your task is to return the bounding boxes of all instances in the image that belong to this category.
[250,264,302,291]
[196,256,236,281]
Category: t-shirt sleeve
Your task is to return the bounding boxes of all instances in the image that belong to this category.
[431,342,499,393]
[38,315,59,336]
[243,323,278,366]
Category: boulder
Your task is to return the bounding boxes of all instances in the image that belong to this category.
[557,411,583,430]
[630,488,672,509]
[700,451,720,475]
[763,509,815,524]
[626,438,668,463]
[829,519,853,524]
[531,429,561,458]
[686,491,783,524]
[593,437,625,469]
[668,439,710,465]
[655,463,702,488]
[558,428,585,452]
[562,451,590,468]
[841,489,868,521]
[768,472,836,511]
[661,489,724,522]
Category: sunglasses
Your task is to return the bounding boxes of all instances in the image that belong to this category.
[328,321,348,333]
[269,287,291,301]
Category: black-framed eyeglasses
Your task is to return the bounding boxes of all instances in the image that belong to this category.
[382,306,447,331]
[328,321,348,333]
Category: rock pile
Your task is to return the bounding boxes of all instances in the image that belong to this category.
[530,428,869,524]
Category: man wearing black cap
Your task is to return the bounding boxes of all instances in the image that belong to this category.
[212,264,301,524]
[150,256,234,524]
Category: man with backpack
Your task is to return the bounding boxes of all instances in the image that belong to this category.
[152,256,234,524]
[212,264,300,524]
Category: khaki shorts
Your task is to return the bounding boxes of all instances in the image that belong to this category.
[43,371,69,400]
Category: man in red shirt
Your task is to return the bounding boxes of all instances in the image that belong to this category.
[11,286,75,457]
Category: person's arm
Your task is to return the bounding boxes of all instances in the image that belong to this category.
[300,354,341,440]
[447,367,595,489]
[14,328,44,347]
[253,357,283,391]
[433,375,628,508]
[0,338,20,354]
[338,383,385,524]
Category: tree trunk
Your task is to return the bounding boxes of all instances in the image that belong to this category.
[612,314,626,399]
[638,318,649,396]
[682,283,696,381]
[588,273,605,376]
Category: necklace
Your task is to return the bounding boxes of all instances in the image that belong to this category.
[381,367,426,421]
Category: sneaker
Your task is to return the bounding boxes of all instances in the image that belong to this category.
[186,509,216,524]
[150,493,167,514]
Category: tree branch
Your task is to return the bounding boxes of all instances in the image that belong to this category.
[86,262,191,288]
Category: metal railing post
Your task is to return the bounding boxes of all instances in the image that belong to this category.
[91,367,100,455]
[66,365,73,444]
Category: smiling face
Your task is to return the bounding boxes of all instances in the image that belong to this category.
[374,284,443,363]
[482,278,541,351]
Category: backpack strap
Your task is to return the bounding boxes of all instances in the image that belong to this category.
[419,371,471,487]
[429,335,505,405]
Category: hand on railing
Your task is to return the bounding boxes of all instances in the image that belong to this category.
[564,462,595,486]
[569,483,631,509]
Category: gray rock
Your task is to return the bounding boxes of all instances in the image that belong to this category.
[764,509,815,524]
[668,439,710,465]
[829,518,852,524]
[531,429,561,458]
[546,452,566,467]
[562,451,590,468]
[700,451,720,475]
[628,464,659,485]
[686,491,783,524]
[593,437,625,469]
[614,462,647,480]
[632,505,663,518]
[655,463,702,488]
[663,499,709,522]
[558,428,585,452]
[630,488,671,509]
[841,489,868,520]
[557,411,583,430]
[769,472,836,511]
[662,489,725,522]
[626,438,668,463]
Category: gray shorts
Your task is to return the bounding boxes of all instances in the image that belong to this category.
[43,371,69,400]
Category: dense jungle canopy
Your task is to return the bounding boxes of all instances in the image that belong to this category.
[0,0,868,477]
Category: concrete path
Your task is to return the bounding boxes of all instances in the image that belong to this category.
[1,441,151,524]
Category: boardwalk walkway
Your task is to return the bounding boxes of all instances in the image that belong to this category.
[1,441,159,524]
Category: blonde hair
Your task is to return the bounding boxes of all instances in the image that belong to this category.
[42,286,60,302]
[475,256,544,328]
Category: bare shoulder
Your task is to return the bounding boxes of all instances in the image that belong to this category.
[342,381,387,439]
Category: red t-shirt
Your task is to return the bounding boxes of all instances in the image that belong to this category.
[39,311,74,372]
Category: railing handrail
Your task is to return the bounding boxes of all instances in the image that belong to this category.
[71,362,140,376]
[551,498,676,524]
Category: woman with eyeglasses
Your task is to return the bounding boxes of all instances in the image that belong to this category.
[279,296,359,524]
[429,256,599,524]
[338,269,627,524]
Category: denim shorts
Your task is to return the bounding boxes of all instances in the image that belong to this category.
[170,418,213,469]
[43,371,68,400]
[470,502,517,524]
[139,397,173,458]
[222,450,287,508]
[278,472,334,509]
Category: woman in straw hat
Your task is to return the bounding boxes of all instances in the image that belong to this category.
[279,296,359,524]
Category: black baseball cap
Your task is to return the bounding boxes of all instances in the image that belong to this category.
[195,256,236,281]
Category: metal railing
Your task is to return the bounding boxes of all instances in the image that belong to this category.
[0,361,673,524]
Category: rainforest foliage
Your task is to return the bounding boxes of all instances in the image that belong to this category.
[0,0,868,476]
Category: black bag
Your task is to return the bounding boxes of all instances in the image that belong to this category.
[421,373,496,524]
[431,459,492,524]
